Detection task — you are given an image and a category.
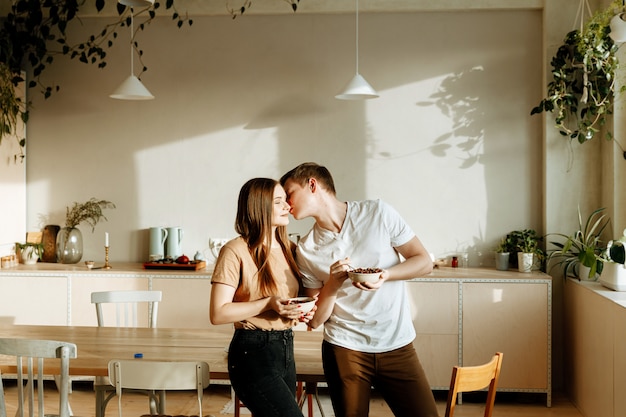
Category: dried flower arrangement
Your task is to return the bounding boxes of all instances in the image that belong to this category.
[64,198,116,231]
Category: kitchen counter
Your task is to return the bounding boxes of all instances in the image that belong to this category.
[0,261,214,277]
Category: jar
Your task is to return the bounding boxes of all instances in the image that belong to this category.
[451,256,459,268]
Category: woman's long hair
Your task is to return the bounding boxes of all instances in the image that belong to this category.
[235,178,302,297]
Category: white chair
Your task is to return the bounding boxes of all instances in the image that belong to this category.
[91,290,162,417]
[0,338,77,417]
[91,290,162,328]
[107,360,212,417]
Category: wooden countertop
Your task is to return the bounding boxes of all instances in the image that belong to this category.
[0,263,551,281]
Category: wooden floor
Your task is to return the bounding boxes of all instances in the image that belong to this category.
[0,380,585,417]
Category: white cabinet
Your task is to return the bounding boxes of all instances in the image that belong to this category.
[70,276,150,326]
[0,263,212,328]
[0,275,68,325]
[407,281,458,388]
[0,263,552,406]
[407,268,552,406]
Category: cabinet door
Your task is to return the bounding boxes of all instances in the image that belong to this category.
[152,278,231,330]
[70,276,150,326]
[407,281,459,388]
[0,276,68,325]
[463,282,548,389]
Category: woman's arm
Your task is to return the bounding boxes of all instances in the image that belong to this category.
[210,282,301,325]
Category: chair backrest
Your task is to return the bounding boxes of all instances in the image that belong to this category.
[444,352,503,417]
[91,290,162,328]
[108,360,210,417]
[0,338,77,417]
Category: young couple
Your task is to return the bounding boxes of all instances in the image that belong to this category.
[210,162,438,417]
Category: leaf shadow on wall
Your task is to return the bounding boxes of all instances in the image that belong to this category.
[416,66,486,169]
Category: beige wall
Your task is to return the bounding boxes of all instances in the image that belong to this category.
[19,10,543,265]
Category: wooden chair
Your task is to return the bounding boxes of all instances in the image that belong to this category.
[107,360,212,417]
[445,352,504,417]
[91,290,162,417]
[0,338,77,417]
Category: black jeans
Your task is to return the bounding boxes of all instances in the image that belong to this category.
[228,328,304,417]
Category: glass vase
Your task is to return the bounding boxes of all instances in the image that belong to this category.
[56,227,83,264]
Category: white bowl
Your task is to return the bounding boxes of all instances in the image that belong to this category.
[348,268,382,283]
[284,296,316,314]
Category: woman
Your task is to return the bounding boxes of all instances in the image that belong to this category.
[210,178,312,417]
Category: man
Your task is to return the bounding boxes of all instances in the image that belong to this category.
[280,162,439,417]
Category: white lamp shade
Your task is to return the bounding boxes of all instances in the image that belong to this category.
[610,13,626,43]
[335,73,379,100]
[118,0,155,6]
[110,75,154,100]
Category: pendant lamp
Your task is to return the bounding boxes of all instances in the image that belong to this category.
[110,7,154,100]
[335,0,378,100]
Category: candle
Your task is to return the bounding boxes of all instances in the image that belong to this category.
[105,232,109,247]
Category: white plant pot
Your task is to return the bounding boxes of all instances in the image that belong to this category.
[518,252,534,273]
[600,262,626,291]
[20,246,39,265]
[577,264,595,281]
[610,13,626,43]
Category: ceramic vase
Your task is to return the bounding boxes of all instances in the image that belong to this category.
[495,252,510,271]
[611,13,626,43]
[518,252,534,273]
[600,262,626,291]
[56,227,83,264]
[577,264,599,281]
[20,246,39,265]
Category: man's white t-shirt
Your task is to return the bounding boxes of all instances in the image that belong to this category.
[297,199,417,353]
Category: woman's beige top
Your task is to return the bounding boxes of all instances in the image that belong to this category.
[211,236,299,330]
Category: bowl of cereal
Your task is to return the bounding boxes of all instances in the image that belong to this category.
[348,267,383,283]
[283,296,316,314]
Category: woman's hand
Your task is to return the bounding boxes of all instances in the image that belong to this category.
[271,296,303,320]
[299,304,317,323]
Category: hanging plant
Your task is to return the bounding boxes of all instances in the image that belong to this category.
[0,0,194,160]
[531,0,624,144]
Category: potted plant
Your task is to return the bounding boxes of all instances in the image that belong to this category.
[516,229,545,273]
[547,207,610,280]
[500,229,544,271]
[15,242,44,265]
[494,236,512,271]
[530,0,624,147]
[599,229,626,290]
[56,198,115,264]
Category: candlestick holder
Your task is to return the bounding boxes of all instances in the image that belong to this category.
[104,246,112,269]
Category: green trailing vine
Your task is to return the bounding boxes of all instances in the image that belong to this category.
[531,0,624,145]
[0,0,193,160]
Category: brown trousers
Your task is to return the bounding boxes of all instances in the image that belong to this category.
[322,340,439,417]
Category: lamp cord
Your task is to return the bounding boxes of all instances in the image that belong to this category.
[355,0,359,75]
[130,8,134,77]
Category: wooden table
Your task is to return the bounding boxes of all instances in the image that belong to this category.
[0,324,326,416]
